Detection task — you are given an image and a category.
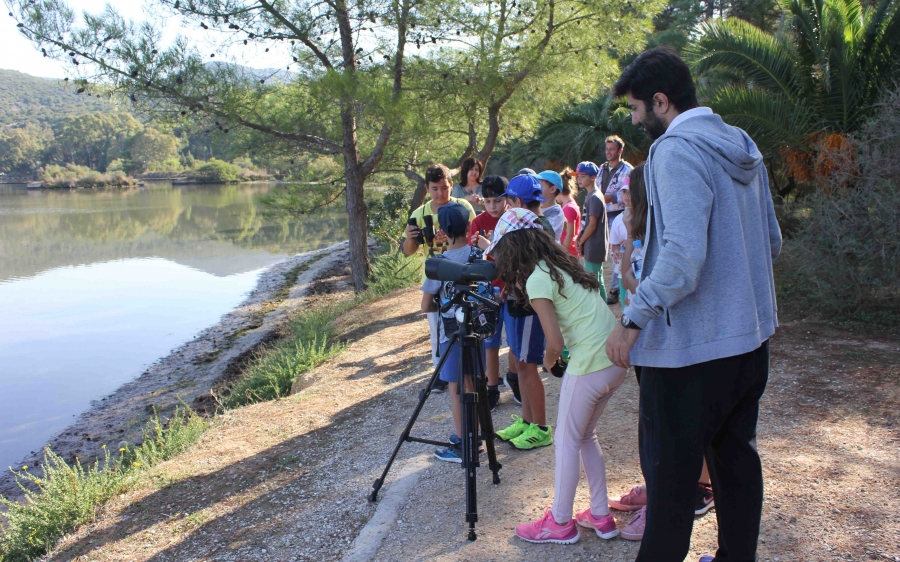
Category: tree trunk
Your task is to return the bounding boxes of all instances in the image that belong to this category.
[340,105,371,292]
[408,175,428,215]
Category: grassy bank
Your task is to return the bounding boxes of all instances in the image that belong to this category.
[0,250,421,561]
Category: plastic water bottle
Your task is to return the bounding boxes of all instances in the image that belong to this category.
[631,239,643,279]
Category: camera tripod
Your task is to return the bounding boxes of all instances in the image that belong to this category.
[369,285,502,541]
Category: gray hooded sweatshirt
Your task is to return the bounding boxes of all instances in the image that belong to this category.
[624,112,782,368]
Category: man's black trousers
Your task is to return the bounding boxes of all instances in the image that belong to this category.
[636,340,769,562]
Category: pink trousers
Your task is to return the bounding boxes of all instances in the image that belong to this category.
[551,364,627,523]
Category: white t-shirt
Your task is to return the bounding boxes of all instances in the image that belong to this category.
[609,213,628,275]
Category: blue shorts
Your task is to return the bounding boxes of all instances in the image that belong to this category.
[438,339,487,383]
[484,302,510,350]
[508,313,545,365]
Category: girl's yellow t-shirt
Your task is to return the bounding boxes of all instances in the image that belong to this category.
[525,261,617,375]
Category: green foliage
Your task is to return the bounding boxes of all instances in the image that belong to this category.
[687,0,900,162]
[192,158,240,183]
[367,186,412,245]
[223,250,420,408]
[776,87,900,323]
[128,127,179,173]
[0,408,207,562]
[512,94,650,169]
[0,69,114,126]
[38,163,137,187]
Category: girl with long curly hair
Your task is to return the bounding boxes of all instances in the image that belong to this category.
[490,226,626,545]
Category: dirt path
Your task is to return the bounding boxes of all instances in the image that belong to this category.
[41,287,900,562]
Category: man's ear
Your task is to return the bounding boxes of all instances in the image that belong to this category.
[653,92,670,115]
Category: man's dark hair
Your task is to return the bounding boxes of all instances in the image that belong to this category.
[605,135,625,150]
[459,157,483,187]
[612,47,698,113]
[425,163,452,185]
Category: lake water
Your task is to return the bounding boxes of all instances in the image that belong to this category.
[0,182,348,471]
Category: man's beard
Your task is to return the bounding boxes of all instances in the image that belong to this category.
[642,110,667,140]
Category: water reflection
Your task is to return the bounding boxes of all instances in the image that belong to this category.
[0,182,348,471]
[0,182,348,283]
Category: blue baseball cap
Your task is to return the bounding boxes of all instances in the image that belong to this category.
[501,174,545,203]
[574,161,600,176]
[437,202,470,238]
[536,170,563,193]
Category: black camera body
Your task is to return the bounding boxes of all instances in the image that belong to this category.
[425,257,500,339]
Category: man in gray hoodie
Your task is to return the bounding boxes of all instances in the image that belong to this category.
[606,47,782,562]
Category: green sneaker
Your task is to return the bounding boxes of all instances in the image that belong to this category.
[496,415,529,441]
[511,423,553,450]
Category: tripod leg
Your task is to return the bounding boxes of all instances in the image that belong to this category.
[370,334,457,502]
[460,338,481,541]
[474,342,502,485]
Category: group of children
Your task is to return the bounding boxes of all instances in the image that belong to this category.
[419,162,663,544]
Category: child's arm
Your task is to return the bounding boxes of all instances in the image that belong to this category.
[576,215,598,255]
[562,219,576,250]
[530,298,563,374]
[421,287,438,313]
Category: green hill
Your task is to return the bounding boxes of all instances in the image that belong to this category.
[0,68,116,126]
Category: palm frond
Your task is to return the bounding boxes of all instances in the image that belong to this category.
[688,18,804,100]
[708,87,818,153]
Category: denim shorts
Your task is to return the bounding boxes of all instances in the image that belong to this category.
[438,338,487,383]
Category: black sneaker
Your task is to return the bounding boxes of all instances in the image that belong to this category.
[488,386,501,412]
[504,372,522,404]
[431,379,448,394]
[694,483,715,515]
[606,291,620,305]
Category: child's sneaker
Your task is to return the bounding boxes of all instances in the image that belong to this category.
[510,423,553,450]
[434,445,461,463]
[488,386,501,412]
[504,372,522,404]
[515,508,580,544]
[620,505,646,541]
[574,509,620,539]
[609,485,647,511]
[496,415,528,441]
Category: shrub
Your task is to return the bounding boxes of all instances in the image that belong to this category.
[192,158,240,183]
[776,87,900,324]
[0,408,206,561]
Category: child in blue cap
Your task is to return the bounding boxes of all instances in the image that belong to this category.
[572,162,609,301]
[422,202,490,463]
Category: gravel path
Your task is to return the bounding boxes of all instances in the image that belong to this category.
[40,286,900,562]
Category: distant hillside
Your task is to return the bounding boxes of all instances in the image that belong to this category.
[0,69,116,126]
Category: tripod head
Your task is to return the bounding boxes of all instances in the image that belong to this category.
[438,283,500,339]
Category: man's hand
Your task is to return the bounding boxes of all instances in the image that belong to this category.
[575,238,583,256]
[606,323,640,368]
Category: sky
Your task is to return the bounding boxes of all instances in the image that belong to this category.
[0,0,290,79]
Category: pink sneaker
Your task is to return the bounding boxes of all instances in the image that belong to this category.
[620,505,646,541]
[574,508,620,539]
[609,485,647,511]
[515,508,580,544]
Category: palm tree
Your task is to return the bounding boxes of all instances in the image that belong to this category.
[522,94,651,167]
[686,0,900,165]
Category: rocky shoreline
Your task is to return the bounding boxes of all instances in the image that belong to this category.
[0,241,352,502]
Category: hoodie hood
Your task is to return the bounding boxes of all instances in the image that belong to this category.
[651,113,763,186]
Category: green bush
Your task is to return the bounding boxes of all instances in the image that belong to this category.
[192,158,240,183]
[0,408,207,561]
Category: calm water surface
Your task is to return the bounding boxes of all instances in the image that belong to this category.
[0,182,347,470]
